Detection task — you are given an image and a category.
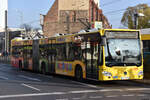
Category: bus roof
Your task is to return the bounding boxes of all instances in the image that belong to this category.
[141,28,150,34]
[104,29,139,32]
[140,28,150,40]
[11,29,140,46]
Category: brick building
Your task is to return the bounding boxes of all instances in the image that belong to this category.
[43,0,111,37]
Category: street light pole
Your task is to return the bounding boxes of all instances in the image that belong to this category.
[4,10,8,54]
[16,9,23,26]
[16,10,24,39]
[134,13,138,29]
[134,13,145,29]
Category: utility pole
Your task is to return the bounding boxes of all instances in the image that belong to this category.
[134,13,145,29]
[134,13,138,29]
[4,10,8,54]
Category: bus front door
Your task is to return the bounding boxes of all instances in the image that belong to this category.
[85,42,99,80]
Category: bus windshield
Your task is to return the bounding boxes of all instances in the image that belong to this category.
[104,31,142,67]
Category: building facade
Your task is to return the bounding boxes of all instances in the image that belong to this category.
[43,0,111,37]
[0,0,8,29]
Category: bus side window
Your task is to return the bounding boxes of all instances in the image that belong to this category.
[67,43,74,61]
[73,43,82,60]
[56,44,66,60]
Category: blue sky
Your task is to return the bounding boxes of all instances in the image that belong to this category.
[8,0,55,28]
[8,0,150,28]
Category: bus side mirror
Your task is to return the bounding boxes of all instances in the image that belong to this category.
[101,36,106,46]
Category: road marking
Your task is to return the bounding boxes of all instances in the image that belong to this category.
[98,88,150,92]
[71,81,97,88]
[72,98,81,100]
[0,88,149,99]
[69,90,98,94]
[21,83,41,91]
[70,88,150,93]
[122,94,135,97]
[137,94,146,97]
[56,99,68,100]
[0,76,8,80]
[89,96,103,99]
[0,92,66,99]
[106,95,118,98]
[18,75,41,81]
[99,89,122,92]
[127,88,150,91]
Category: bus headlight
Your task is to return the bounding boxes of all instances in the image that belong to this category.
[102,71,112,77]
[138,71,143,76]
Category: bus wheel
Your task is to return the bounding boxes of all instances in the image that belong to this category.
[75,66,83,81]
[41,63,46,75]
[19,61,22,71]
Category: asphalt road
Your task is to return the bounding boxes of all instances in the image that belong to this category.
[0,64,149,100]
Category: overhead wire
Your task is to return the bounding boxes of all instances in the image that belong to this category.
[104,2,150,15]
[23,20,40,24]
[101,0,123,7]
[104,8,126,14]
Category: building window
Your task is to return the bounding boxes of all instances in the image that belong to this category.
[91,2,94,22]
[96,9,98,21]
[72,11,76,22]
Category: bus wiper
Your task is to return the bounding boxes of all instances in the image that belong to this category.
[107,62,130,67]
[123,63,141,66]
[107,62,118,67]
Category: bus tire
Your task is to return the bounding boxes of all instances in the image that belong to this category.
[41,62,46,75]
[19,60,22,70]
[75,65,83,81]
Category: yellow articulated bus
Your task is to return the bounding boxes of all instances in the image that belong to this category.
[11,29,143,81]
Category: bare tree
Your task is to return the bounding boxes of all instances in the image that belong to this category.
[20,24,32,32]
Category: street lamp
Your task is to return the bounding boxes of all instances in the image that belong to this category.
[138,13,145,17]
[134,13,145,29]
